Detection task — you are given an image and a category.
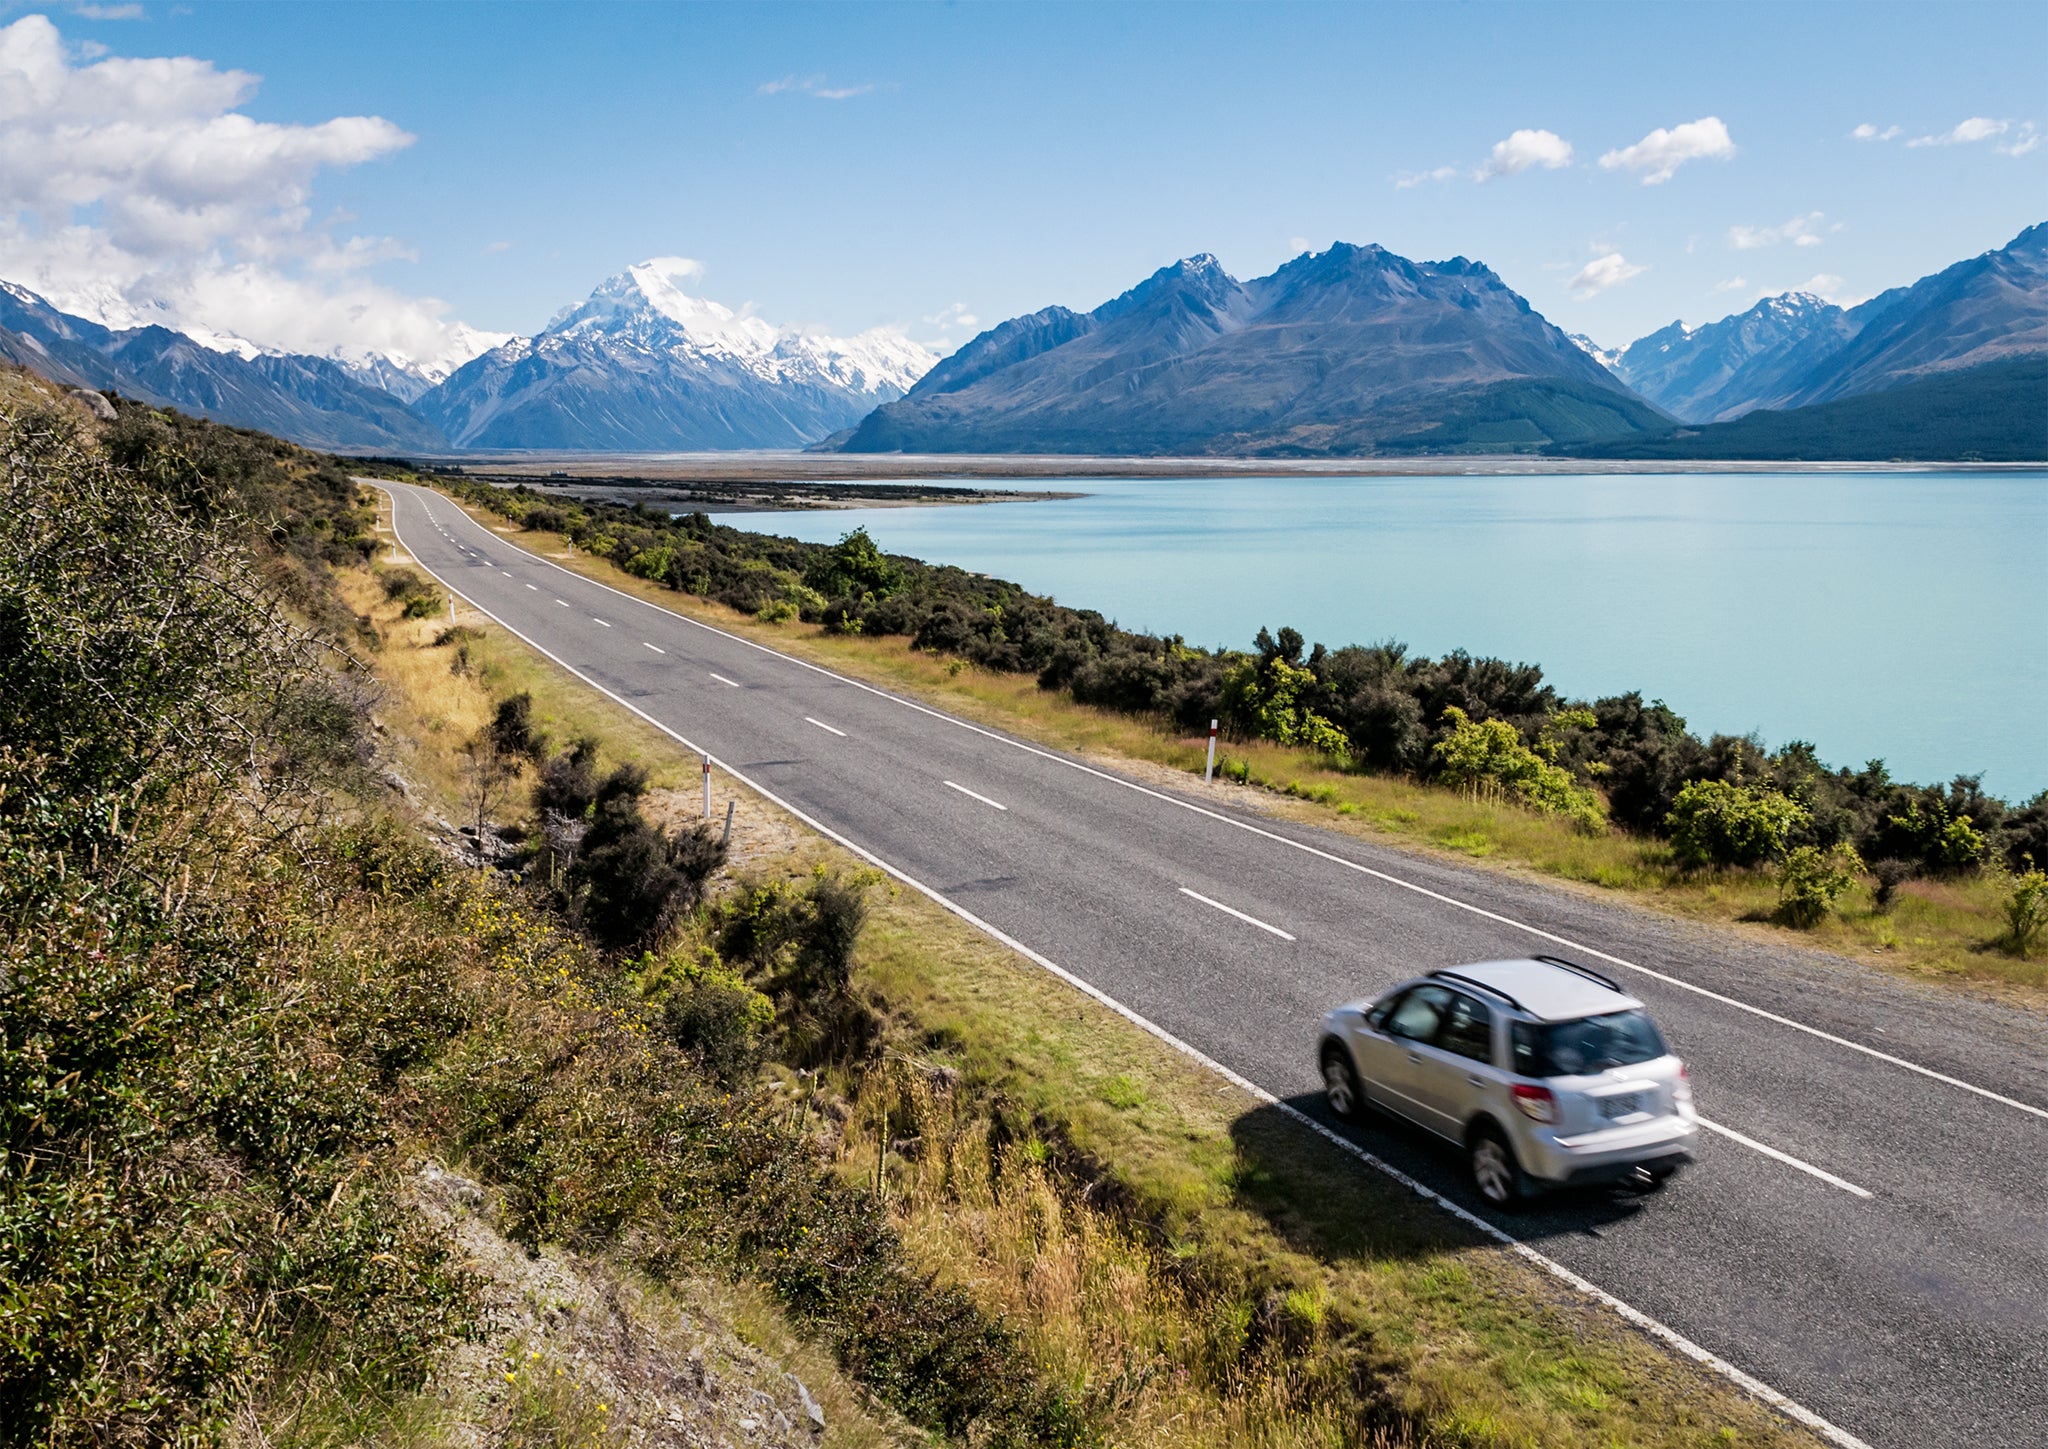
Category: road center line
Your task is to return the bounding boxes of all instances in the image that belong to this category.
[384,484,2048,1127]
[526,584,538,590]
[592,617,612,627]
[1179,887,1296,941]
[375,489,1873,1449]
[709,673,740,688]
[804,716,847,737]
[1695,1115,1873,1198]
[642,641,665,654]
[554,598,569,607]
[943,780,1008,811]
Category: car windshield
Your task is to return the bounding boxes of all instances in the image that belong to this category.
[1512,1010,1668,1077]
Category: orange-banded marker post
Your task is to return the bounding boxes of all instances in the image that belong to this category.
[1204,719,1219,784]
[702,753,712,819]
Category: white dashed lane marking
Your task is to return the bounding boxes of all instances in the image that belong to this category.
[943,781,1008,811]
[1178,887,1296,942]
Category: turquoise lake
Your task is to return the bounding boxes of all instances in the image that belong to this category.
[711,472,2048,800]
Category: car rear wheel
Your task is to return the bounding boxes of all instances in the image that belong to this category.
[1469,1126,1526,1209]
[1320,1042,1365,1123]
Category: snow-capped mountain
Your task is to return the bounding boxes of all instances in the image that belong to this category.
[331,324,511,404]
[1612,224,2048,423]
[0,277,448,451]
[1613,292,1856,423]
[418,260,935,450]
[1568,333,1624,372]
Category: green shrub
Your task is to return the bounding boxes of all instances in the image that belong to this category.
[2000,865,2048,957]
[1432,706,1603,829]
[1777,844,1864,927]
[1664,779,1808,869]
[659,957,775,1085]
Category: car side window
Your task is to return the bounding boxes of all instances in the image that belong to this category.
[1383,984,1452,1043]
[1437,992,1495,1064]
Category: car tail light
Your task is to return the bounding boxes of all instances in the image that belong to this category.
[1674,1063,1693,1106]
[1510,1083,1558,1123]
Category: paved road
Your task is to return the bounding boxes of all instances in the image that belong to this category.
[382,481,2046,1449]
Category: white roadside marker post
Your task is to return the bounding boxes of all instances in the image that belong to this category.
[1204,719,1219,784]
[702,753,712,819]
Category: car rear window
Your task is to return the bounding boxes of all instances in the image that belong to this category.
[1511,1010,1668,1078]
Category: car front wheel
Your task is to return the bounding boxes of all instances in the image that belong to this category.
[1469,1126,1527,1209]
[1320,1042,1365,1123]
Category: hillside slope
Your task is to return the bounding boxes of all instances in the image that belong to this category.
[1569,355,2047,461]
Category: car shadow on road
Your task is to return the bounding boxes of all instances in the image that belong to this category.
[1224,1092,1669,1266]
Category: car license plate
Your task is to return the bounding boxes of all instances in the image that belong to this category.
[1599,1093,1642,1119]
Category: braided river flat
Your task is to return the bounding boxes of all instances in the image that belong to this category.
[713,470,2047,799]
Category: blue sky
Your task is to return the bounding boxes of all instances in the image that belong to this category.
[3,1,2042,364]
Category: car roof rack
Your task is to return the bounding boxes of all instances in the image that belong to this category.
[1429,969,1527,1013]
[1532,954,1623,993]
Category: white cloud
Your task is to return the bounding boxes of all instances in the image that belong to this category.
[1566,250,1648,299]
[1996,122,2040,157]
[1851,123,1901,142]
[1474,128,1573,181]
[922,300,978,330]
[758,73,876,100]
[1598,116,1736,184]
[483,239,513,254]
[1710,276,1749,294]
[66,3,148,19]
[0,14,492,369]
[1729,211,1826,250]
[1392,164,1457,189]
[1770,273,1863,307]
[1907,116,2007,147]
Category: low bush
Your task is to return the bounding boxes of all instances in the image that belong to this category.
[1777,844,1865,928]
[2000,865,2048,957]
[1665,779,1809,870]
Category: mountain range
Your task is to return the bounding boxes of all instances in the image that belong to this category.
[1612,221,2048,424]
[418,259,932,451]
[836,246,1667,455]
[0,225,2041,458]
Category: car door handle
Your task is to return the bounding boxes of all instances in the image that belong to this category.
[1405,1052,1422,1063]
[1466,1076,1487,1087]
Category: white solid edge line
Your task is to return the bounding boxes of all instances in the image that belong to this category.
[943,780,1009,811]
[804,716,847,737]
[1696,1115,1873,1199]
[643,641,666,654]
[380,486,2046,1127]
[709,673,741,688]
[377,486,1874,1449]
[1179,886,1297,941]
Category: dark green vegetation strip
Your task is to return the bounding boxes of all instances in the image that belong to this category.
[0,402,1091,1446]
[1566,356,2048,463]
[425,473,2047,904]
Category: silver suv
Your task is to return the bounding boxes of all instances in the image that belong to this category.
[1318,956,1696,1207]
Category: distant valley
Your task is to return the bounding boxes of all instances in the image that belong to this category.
[2,225,2042,461]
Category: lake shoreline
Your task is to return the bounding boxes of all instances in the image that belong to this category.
[408,450,2046,486]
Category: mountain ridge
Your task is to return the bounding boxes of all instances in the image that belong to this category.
[839,242,1668,456]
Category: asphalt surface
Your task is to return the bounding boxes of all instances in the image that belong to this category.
[383,480,2047,1449]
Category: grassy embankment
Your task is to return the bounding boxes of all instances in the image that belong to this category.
[364,498,1828,1448]
[417,488,2043,1000]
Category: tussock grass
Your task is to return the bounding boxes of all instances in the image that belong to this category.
[434,496,2043,999]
